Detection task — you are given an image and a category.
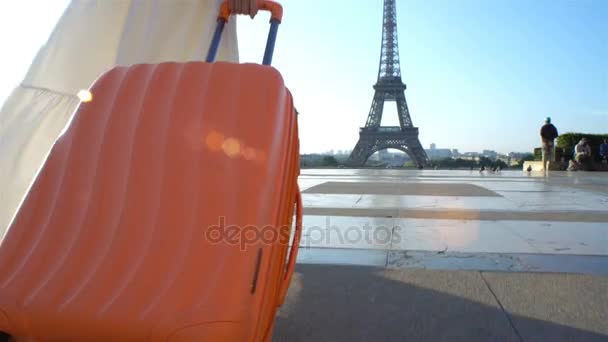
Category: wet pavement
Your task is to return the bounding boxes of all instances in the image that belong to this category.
[295,169,608,275]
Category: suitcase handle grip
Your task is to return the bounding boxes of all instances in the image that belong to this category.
[219,0,283,23]
[206,1,283,66]
[277,187,302,305]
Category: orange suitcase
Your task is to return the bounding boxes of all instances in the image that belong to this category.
[0,1,301,341]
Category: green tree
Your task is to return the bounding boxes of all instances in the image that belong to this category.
[478,157,492,167]
[493,159,508,169]
[523,154,535,161]
[321,156,339,167]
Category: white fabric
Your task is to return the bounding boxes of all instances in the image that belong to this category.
[0,0,240,239]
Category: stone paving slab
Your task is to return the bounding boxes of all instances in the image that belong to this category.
[273,264,608,342]
[273,265,520,342]
[386,251,608,275]
[297,215,608,257]
[393,218,608,256]
[296,247,608,275]
[304,207,608,222]
[303,181,501,197]
[302,192,608,212]
[482,272,608,342]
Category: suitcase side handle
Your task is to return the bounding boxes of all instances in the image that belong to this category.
[206,0,283,66]
[277,187,302,305]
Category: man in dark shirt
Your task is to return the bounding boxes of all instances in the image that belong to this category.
[540,117,559,171]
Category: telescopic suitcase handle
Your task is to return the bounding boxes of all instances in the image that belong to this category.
[206,0,283,66]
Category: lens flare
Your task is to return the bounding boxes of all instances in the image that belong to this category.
[77,90,93,102]
[205,131,224,151]
[222,138,241,158]
[242,147,257,161]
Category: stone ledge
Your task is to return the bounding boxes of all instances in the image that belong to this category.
[522,161,565,171]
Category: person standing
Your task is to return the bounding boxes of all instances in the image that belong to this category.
[540,117,559,172]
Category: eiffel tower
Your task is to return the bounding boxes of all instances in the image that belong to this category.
[346,0,428,168]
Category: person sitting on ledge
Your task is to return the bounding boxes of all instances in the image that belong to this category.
[571,138,593,171]
[575,138,592,162]
[600,139,608,164]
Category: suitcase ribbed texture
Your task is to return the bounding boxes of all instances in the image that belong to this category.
[0,61,299,341]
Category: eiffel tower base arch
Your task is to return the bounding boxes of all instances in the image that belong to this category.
[346,128,428,167]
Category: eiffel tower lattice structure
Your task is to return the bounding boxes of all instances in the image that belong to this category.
[346,0,429,168]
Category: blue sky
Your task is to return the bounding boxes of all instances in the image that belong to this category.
[1,0,606,154]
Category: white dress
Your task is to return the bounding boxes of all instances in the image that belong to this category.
[0,0,239,239]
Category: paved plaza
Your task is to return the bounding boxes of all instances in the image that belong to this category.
[274,169,608,341]
[296,169,608,273]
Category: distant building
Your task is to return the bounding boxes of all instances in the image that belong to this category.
[300,153,324,164]
[366,149,410,166]
[507,152,533,166]
[508,152,529,160]
[387,153,408,167]
[482,150,498,160]
[369,152,380,161]
[425,144,453,160]
[452,149,460,158]
[460,152,480,161]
